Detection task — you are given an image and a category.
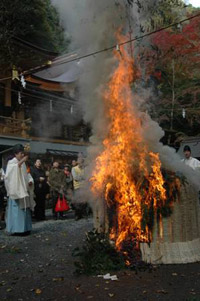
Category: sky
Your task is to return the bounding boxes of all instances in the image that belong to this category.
[186,0,200,7]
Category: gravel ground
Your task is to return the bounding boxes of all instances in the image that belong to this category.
[0,210,200,301]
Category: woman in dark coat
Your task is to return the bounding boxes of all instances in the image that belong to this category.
[31,159,48,221]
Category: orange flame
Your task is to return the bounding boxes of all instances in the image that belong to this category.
[90,34,166,250]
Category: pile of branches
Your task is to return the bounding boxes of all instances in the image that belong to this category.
[72,230,151,275]
[72,230,125,275]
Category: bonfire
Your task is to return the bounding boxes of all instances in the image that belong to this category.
[90,35,174,247]
[73,35,200,274]
[88,34,200,266]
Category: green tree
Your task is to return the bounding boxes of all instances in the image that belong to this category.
[145,0,186,31]
[126,0,186,32]
[0,0,69,74]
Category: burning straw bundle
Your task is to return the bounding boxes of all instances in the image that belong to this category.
[140,183,200,264]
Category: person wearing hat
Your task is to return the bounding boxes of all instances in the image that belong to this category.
[182,145,200,170]
[4,144,35,235]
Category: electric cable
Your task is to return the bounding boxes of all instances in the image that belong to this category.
[1,11,200,78]
[49,12,200,67]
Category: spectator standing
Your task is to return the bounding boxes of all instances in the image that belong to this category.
[64,164,73,189]
[64,164,73,203]
[71,157,86,220]
[49,161,66,219]
[71,160,77,168]
[182,145,200,170]
[4,144,35,235]
[0,167,6,230]
[182,145,200,203]
[31,159,48,221]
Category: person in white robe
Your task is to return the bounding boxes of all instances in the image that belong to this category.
[4,144,35,235]
[181,145,200,170]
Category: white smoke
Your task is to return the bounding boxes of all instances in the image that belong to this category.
[52,0,200,208]
[52,0,128,161]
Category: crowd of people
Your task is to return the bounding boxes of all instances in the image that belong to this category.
[0,144,88,235]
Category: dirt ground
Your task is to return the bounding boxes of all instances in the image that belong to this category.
[0,210,200,301]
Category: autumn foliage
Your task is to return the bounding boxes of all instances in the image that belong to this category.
[149,16,200,78]
[139,13,200,137]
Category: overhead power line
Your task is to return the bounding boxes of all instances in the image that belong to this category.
[52,12,200,67]
[2,11,200,76]
[1,12,200,83]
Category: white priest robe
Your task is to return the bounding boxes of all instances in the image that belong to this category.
[5,157,35,210]
[5,157,35,234]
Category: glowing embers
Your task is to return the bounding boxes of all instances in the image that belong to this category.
[90,35,167,250]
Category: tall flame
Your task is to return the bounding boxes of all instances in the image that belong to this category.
[90,35,166,250]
